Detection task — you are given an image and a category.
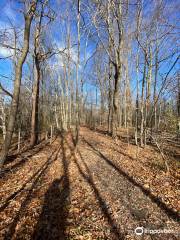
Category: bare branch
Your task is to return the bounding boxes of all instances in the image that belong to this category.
[0,83,13,98]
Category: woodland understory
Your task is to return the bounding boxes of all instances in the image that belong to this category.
[0,0,179,239]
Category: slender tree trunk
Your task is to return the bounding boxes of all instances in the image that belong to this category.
[177,74,180,139]
[75,0,81,147]
[135,48,140,145]
[0,96,6,140]
[108,60,113,134]
[30,9,43,147]
[0,3,36,169]
[18,127,21,153]
[140,57,146,147]
[67,24,72,128]
[158,101,162,129]
[153,37,159,131]
[112,63,121,138]
[50,125,53,144]
[124,57,129,129]
[30,55,40,146]
[144,45,152,146]
[124,75,127,128]
[135,0,142,145]
[55,94,59,129]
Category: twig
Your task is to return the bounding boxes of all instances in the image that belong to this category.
[0,83,13,98]
[150,134,170,174]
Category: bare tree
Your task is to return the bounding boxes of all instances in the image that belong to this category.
[0,92,6,140]
[0,1,37,169]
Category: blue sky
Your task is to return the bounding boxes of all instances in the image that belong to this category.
[0,0,97,98]
[0,0,179,104]
[0,0,21,91]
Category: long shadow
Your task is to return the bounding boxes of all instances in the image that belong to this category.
[5,136,30,156]
[104,144,136,162]
[64,134,125,240]
[3,146,61,240]
[80,126,111,138]
[32,134,70,240]
[75,152,125,239]
[151,142,180,160]
[0,147,60,212]
[4,136,44,164]
[5,136,57,165]
[87,127,112,137]
[118,135,137,145]
[82,137,180,222]
[88,127,136,144]
[89,126,141,146]
[1,138,57,178]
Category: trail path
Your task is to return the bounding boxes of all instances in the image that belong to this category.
[0,128,179,239]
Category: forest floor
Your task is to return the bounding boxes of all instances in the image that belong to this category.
[0,127,179,240]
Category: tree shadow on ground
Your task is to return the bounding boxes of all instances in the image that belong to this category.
[64,134,125,240]
[3,146,61,240]
[1,138,57,178]
[4,137,47,164]
[0,147,61,213]
[32,135,70,240]
[82,137,180,222]
[106,144,136,161]
[5,136,57,165]
[90,127,112,137]
[32,178,68,240]
[75,152,125,240]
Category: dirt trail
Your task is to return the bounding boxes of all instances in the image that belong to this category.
[0,128,179,240]
[73,128,180,239]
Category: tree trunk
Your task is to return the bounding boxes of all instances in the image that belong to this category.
[140,57,146,147]
[55,94,59,129]
[0,96,6,140]
[135,46,140,145]
[135,0,141,145]
[177,74,180,139]
[108,61,113,134]
[0,3,36,169]
[30,55,40,146]
[144,44,152,146]
[75,0,81,147]
[153,24,159,132]
[112,63,120,138]
[30,8,43,147]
